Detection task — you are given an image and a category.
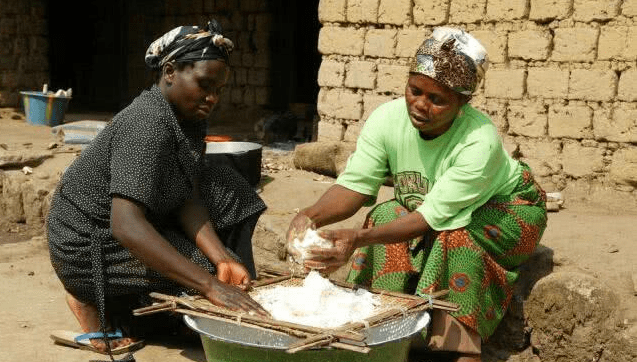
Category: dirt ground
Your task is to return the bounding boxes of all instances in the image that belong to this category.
[1,112,636,362]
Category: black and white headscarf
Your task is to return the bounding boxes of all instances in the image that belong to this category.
[144,20,234,70]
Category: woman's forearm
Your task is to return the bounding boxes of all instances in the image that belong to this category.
[179,196,232,265]
[111,197,217,294]
[356,211,431,248]
[300,185,370,228]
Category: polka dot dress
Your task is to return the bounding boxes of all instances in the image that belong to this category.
[47,84,266,332]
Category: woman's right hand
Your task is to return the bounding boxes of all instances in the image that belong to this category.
[285,212,316,259]
[216,259,252,290]
[203,278,270,317]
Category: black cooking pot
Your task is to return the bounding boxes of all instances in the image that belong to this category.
[205,141,262,187]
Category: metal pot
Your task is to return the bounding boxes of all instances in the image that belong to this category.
[205,141,262,187]
[184,311,430,362]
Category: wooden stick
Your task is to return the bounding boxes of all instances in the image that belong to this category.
[258,266,306,277]
[174,309,307,338]
[251,275,292,288]
[428,301,460,312]
[330,342,371,353]
[149,292,200,310]
[286,334,372,354]
[286,333,334,353]
[132,301,177,316]
[257,269,288,278]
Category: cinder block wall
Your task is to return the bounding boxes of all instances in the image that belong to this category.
[315,0,637,203]
[0,0,49,106]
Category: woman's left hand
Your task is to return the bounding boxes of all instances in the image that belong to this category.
[216,260,252,290]
[303,228,360,275]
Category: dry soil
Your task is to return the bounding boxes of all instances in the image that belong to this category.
[1,113,636,362]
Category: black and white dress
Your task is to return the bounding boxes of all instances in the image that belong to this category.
[47,84,266,308]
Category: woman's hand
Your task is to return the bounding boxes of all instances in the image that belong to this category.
[216,260,251,290]
[285,213,316,260]
[111,197,270,317]
[203,278,270,317]
[303,228,360,275]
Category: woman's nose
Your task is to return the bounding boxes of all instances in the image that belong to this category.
[205,92,219,104]
[414,96,430,114]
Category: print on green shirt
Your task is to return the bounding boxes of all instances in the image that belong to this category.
[394,171,431,211]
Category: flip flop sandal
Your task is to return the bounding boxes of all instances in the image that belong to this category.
[50,329,145,355]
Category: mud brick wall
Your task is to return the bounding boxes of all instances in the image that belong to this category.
[0,0,275,129]
[0,0,49,106]
[155,1,275,126]
[316,0,637,202]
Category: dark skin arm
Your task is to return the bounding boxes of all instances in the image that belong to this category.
[287,184,431,274]
[179,196,234,266]
[287,185,369,235]
[111,196,268,316]
[178,181,260,290]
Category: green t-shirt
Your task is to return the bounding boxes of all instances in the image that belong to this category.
[336,97,521,230]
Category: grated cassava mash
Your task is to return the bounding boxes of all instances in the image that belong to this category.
[252,271,380,328]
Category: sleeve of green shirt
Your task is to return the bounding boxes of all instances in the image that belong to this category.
[336,102,392,205]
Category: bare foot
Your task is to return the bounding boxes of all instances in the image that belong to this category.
[65,293,138,352]
[66,293,101,333]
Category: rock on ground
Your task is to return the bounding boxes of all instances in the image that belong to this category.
[525,271,637,362]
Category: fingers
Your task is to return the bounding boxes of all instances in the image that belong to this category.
[238,274,251,291]
[231,292,270,317]
[210,284,270,317]
[307,246,339,258]
[229,264,250,285]
[237,281,252,292]
[303,259,327,270]
[303,259,341,275]
[286,214,315,242]
[217,261,252,287]
[315,229,332,240]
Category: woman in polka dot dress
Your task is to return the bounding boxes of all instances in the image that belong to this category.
[286,28,547,362]
[47,20,268,356]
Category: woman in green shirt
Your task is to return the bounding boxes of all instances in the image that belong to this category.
[287,27,547,362]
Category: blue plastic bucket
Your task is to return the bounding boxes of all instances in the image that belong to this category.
[20,91,71,127]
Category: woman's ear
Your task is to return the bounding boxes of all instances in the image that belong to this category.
[162,62,175,85]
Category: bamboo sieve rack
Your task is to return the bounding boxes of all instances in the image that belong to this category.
[132,269,459,354]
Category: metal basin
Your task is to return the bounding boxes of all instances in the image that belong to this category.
[184,311,430,362]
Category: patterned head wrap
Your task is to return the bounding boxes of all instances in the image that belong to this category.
[409,27,488,95]
[145,20,234,70]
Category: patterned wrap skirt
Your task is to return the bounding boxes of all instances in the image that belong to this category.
[347,163,547,340]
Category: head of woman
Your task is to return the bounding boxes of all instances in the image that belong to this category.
[405,27,488,138]
[145,20,234,121]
